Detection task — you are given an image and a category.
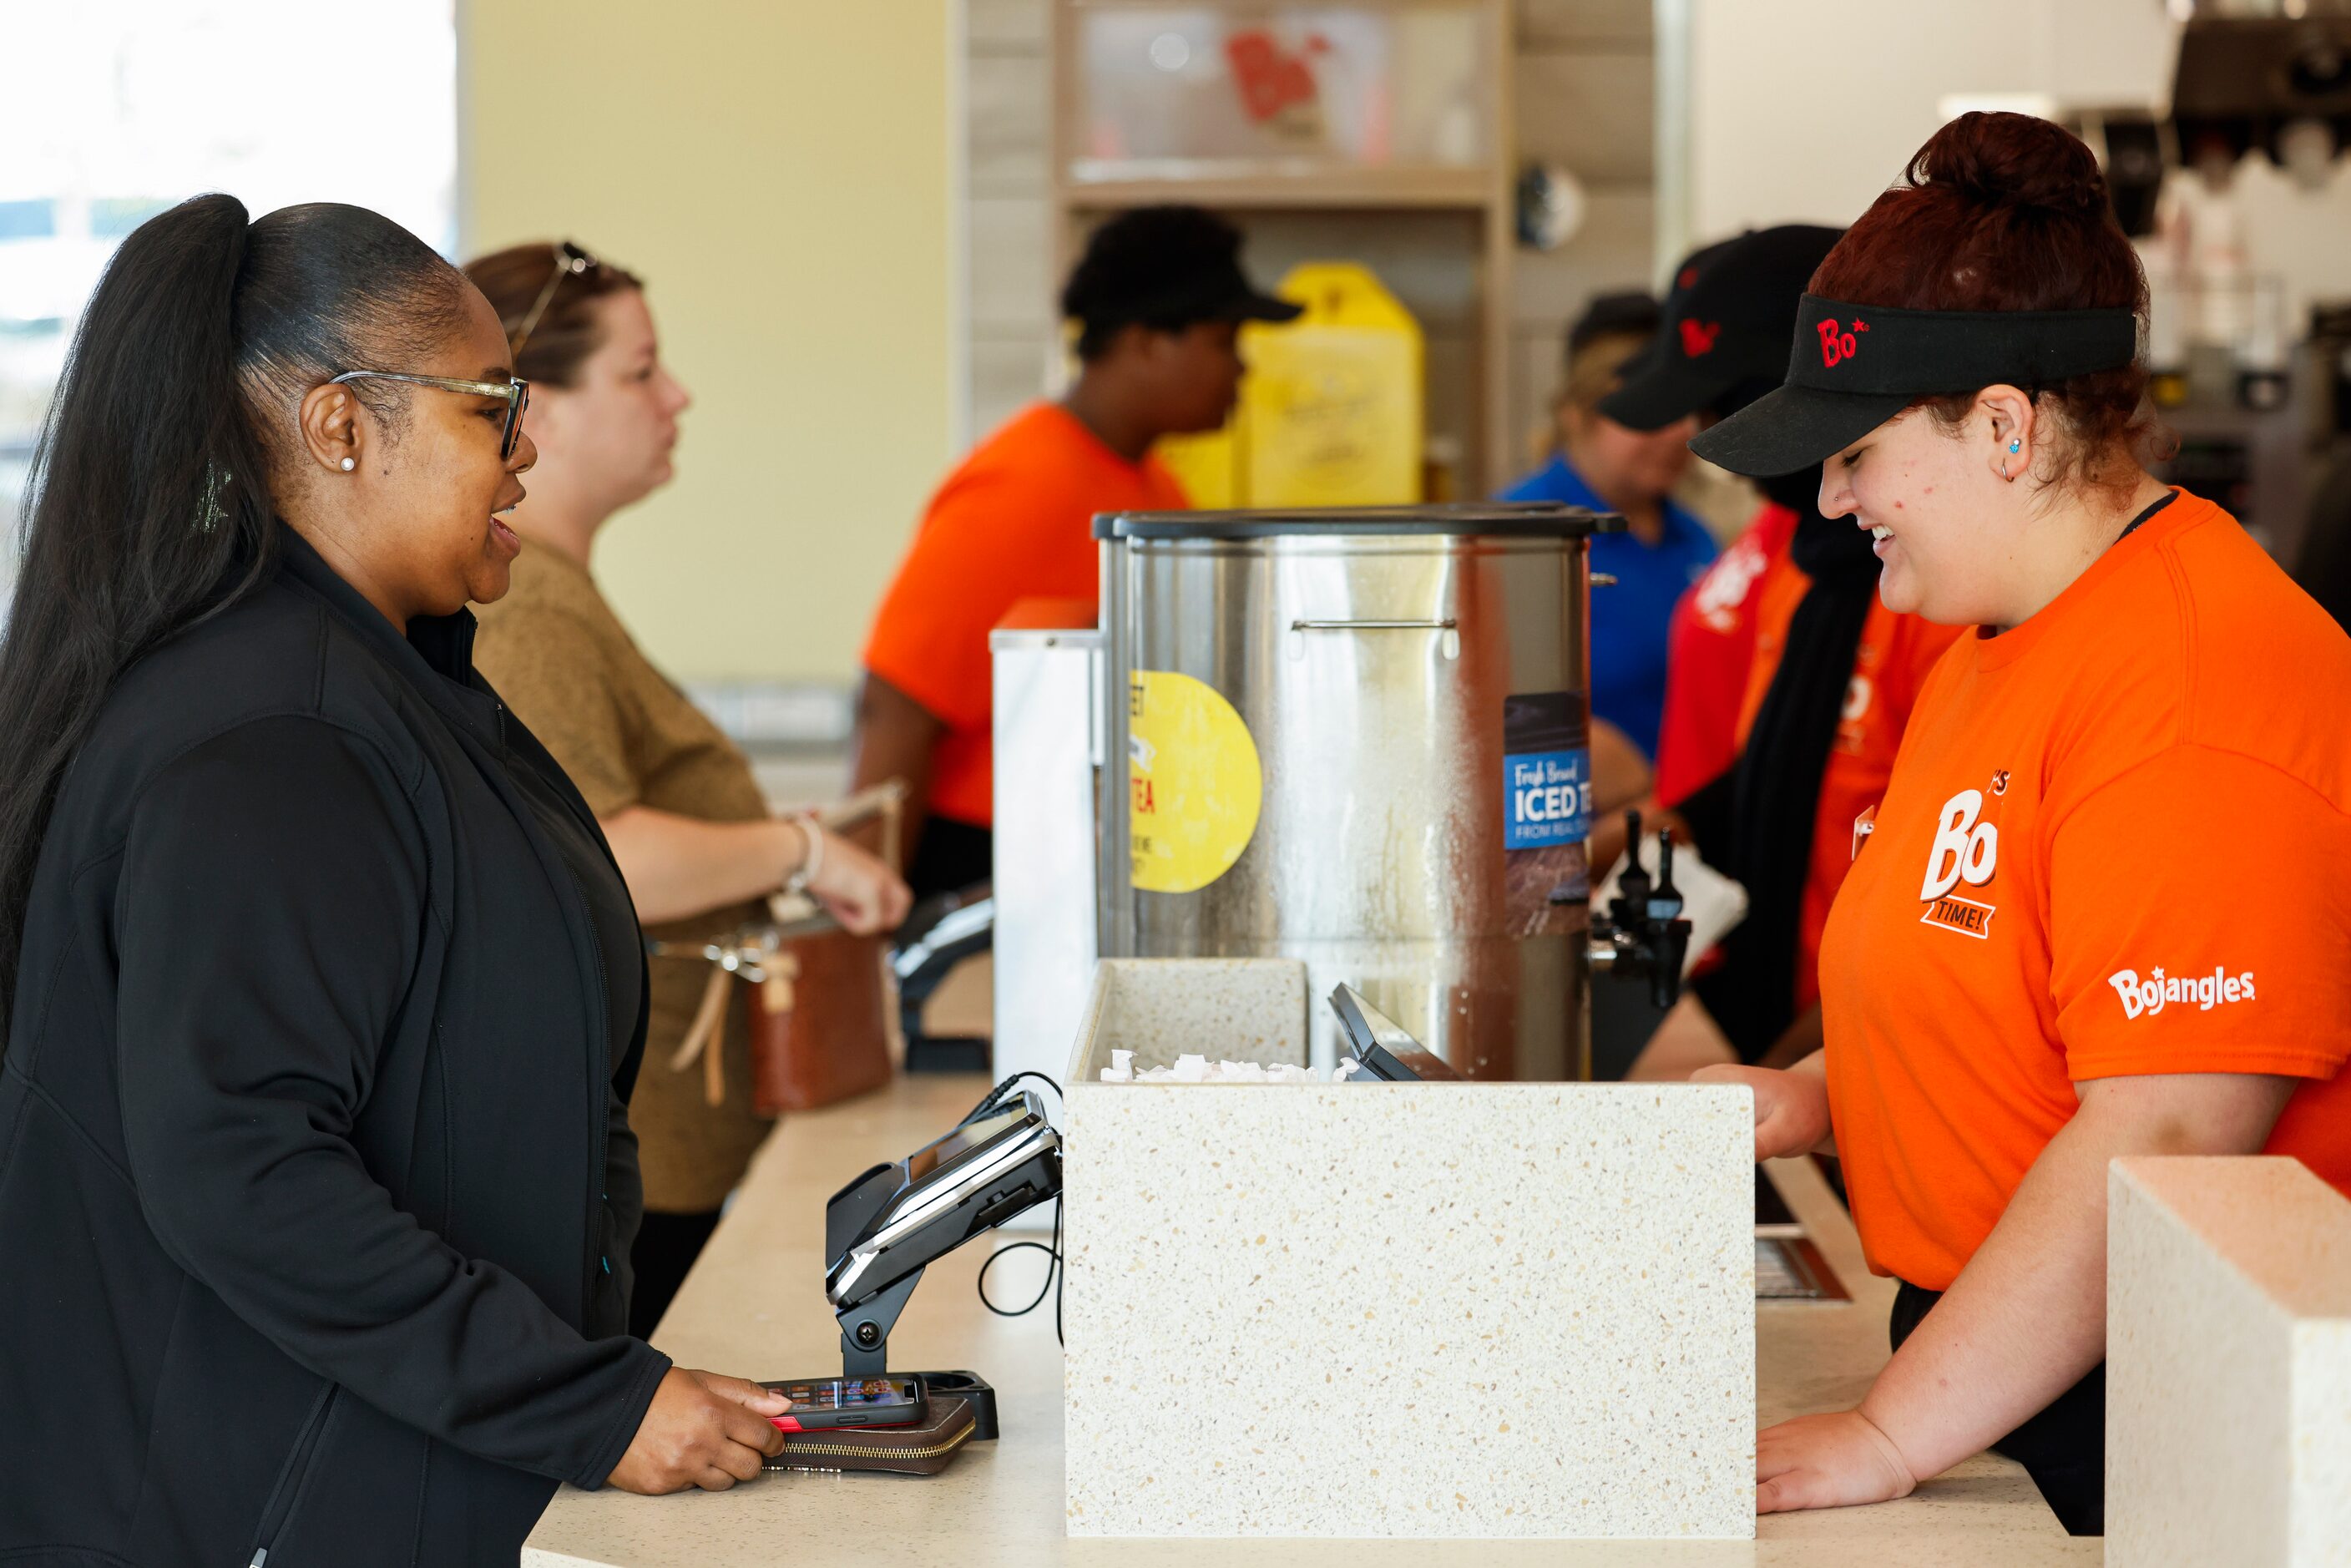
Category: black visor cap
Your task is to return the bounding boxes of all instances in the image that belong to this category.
[1691,295,2140,477]
[1686,383,1914,477]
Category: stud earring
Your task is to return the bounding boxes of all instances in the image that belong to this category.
[340,458,356,472]
[2008,439,2021,453]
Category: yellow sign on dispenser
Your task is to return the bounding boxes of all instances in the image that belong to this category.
[1146,261,1423,508]
[1243,261,1423,506]
[1127,670,1261,893]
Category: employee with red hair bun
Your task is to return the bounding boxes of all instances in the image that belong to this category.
[1692,113,2351,1534]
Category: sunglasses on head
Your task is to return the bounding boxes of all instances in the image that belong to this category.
[508,240,600,358]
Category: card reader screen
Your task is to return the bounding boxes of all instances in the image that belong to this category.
[904,1106,1026,1186]
[771,1378,920,1414]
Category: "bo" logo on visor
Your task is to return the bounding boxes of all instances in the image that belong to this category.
[1817,318,1864,367]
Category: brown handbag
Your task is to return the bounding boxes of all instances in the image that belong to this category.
[761,1393,978,1477]
[660,925,895,1115]
[655,783,904,1115]
[748,930,893,1115]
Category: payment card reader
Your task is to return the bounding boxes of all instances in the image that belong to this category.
[818,1085,1063,1440]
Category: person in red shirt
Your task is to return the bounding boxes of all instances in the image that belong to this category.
[1607,233,1810,813]
[852,208,1297,898]
[1599,225,1964,1069]
[1651,501,1794,808]
[1691,113,2351,1536]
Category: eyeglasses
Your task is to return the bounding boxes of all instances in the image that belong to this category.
[508,240,599,357]
[327,370,533,460]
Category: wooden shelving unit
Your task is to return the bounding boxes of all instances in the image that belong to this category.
[1049,0,1519,496]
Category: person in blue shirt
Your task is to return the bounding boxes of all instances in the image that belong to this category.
[1499,291,1717,758]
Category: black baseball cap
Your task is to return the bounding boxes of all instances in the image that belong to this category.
[1061,206,1302,352]
[1688,296,2141,477]
[1600,225,1845,432]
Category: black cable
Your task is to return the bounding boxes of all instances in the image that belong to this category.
[975,1194,1063,1345]
[963,1070,1068,1343]
[958,1070,1064,1127]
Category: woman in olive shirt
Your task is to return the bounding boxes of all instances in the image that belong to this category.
[465,242,909,1334]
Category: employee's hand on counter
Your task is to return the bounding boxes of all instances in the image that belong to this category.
[606,1368,790,1494]
[1689,1059,1834,1161]
[795,824,912,935]
[1754,1409,1918,1514]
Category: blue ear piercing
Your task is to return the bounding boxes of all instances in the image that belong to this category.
[2009,439,2021,453]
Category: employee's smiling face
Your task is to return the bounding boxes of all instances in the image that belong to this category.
[1818,396,2022,625]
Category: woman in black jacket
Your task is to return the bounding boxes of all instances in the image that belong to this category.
[0,196,788,1567]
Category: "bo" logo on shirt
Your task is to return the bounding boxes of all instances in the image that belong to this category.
[1920,787,1998,902]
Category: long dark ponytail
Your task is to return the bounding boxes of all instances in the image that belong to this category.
[0,194,462,1030]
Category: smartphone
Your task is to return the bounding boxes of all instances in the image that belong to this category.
[759,1374,927,1432]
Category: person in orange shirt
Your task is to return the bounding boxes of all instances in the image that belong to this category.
[852,207,1298,899]
[1690,114,2351,1536]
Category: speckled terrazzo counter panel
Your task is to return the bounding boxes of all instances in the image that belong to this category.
[1062,1080,1755,1539]
[2107,1157,2351,1568]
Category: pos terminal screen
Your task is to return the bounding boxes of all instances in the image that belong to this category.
[902,1105,1027,1187]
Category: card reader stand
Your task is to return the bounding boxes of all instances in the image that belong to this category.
[826,1161,1002,1441]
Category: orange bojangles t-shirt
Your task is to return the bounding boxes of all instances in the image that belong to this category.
[1735,558,1965,1011]
[862,403,1188,827]
[1818,489,2351,1291]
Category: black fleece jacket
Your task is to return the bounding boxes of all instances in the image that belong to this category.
[0,532,670,1566]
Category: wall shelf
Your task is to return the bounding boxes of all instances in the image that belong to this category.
[1065,167,1495,210]
[1050,0,1519,494]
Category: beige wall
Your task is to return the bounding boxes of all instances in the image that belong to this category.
[463,0,953,685]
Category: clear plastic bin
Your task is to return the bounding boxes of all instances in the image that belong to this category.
[1070,5,1493,180]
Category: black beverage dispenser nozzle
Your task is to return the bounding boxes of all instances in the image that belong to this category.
[1590,812,1695,1011]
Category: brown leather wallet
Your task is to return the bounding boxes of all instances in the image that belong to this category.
[764,1393,977,1477]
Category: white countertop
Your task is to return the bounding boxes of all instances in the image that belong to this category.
[524,1074,2096,1566]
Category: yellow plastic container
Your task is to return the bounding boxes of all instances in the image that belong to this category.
[1241,261,1423,507]
[1150,427,1240,509]
[1149,261,1423,508]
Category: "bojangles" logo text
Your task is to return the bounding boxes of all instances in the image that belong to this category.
[2107,965,2257,1019]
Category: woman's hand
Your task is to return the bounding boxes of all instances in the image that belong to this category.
[605,1367,789,1494]
[796,825,912,935]
[1689,1062,1833,1161]
[1756,1409,1917,1514]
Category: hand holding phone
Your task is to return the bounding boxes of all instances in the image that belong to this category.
[606,1368,790,1494]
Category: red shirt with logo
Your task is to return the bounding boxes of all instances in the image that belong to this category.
[1818,490,2351,1289]
[1654,503,1797,808]
[1735,554,1964,1014]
